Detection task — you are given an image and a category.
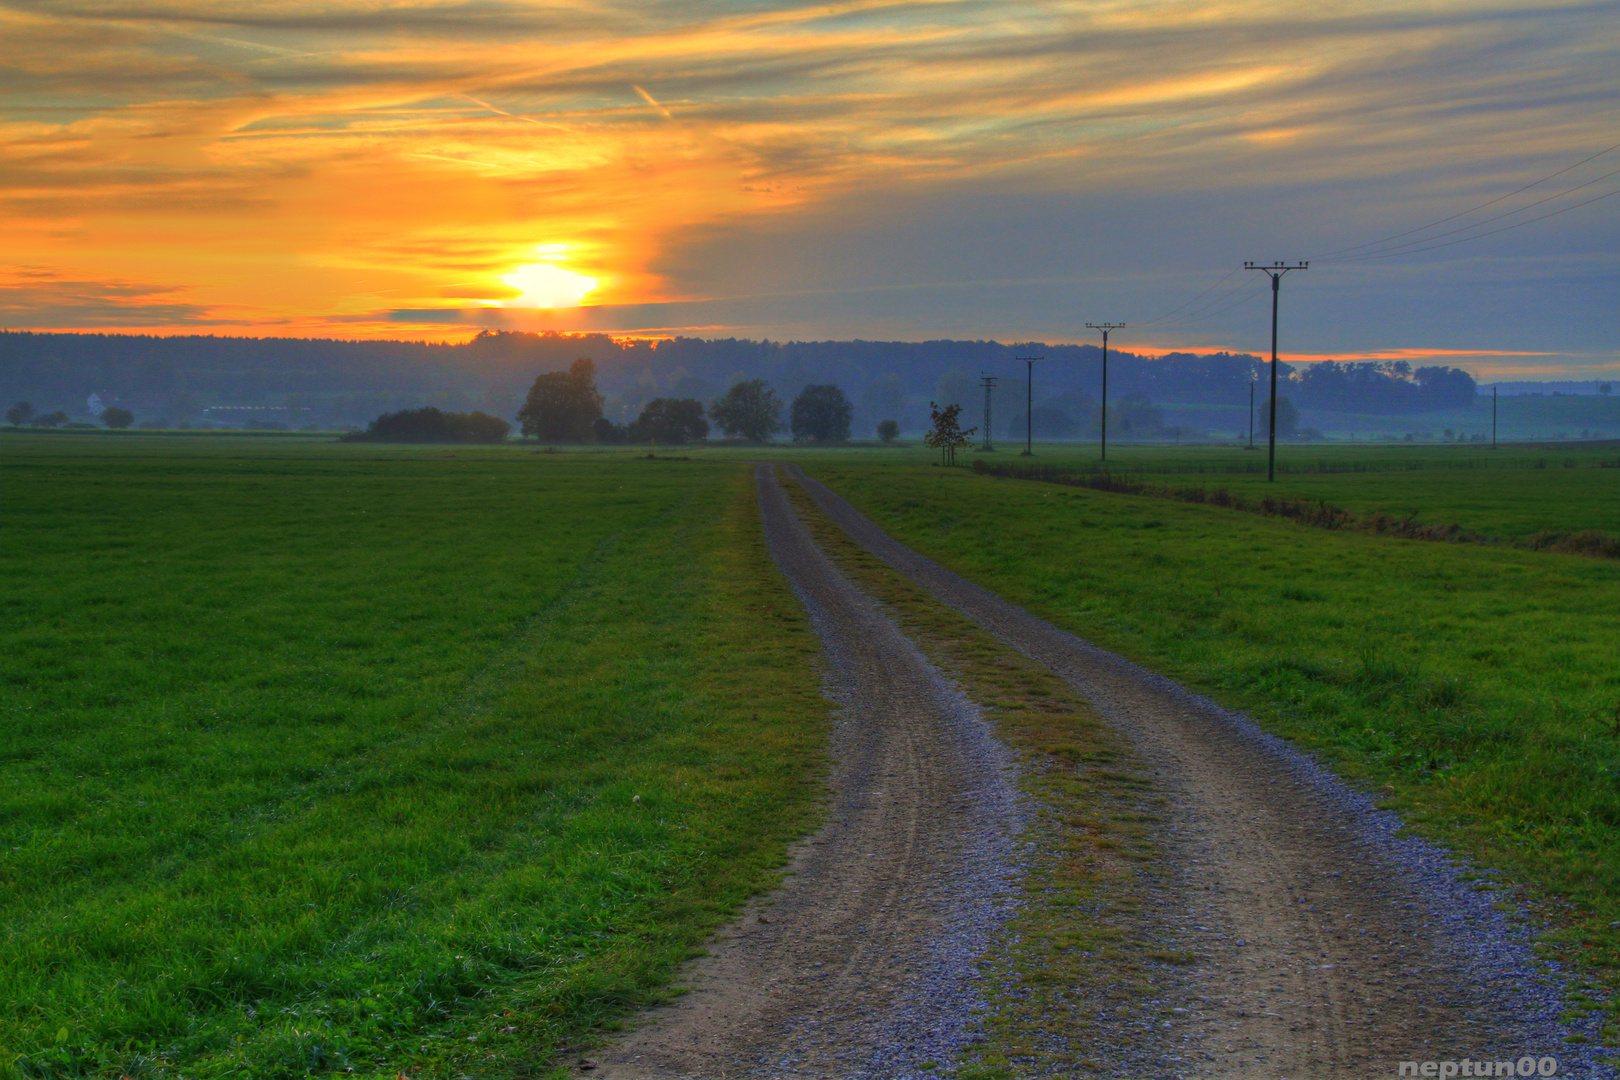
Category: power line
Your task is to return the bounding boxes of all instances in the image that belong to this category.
[1155,276,1270,328]
[1319,164,1620,263]
[1137,267,1241,325]
[1326,183,1620,263]
[1315,138,1620,258]
[1148,276,1260,327]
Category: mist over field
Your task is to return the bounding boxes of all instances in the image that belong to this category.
[7,330,1617,442]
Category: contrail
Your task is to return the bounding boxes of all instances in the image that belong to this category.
[631,84,672,119]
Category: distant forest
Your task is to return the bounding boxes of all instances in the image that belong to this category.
[0,328,1522,438]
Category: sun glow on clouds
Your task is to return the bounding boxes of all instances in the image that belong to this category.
[502,246,598,308]
[0,0,1614,350]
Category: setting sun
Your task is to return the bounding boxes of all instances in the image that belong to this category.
[502,249,598,308]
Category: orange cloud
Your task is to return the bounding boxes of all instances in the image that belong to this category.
[0,0,1614,344]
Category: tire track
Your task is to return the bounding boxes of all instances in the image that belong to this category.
[784,463,1602,1079]
[588,465,1023,1079]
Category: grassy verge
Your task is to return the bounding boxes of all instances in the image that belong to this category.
[0,437,830,1079]
[803,459,1620,1045]
[778,472,1168,1078]
[970,458,1620,558]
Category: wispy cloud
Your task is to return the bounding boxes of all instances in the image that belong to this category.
[0,0,1615,361]
[0,266,217,325]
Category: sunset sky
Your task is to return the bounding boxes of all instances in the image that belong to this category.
[2,0,1616,376]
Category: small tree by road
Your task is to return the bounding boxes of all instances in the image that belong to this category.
[876,419,900,444]
[517,358,603,441]
[924,402,975,465]
[710,379,783,442]
[101,407,134,429]
[629,398,709,444]
[7,402,33,427]
[790,384,852,442]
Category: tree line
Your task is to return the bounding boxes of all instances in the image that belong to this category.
[0,329,1485,434]
[508,359,868,445]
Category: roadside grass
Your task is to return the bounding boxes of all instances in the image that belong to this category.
[0,435,829,1079]
[965,441,1620,546]
[684,440,1620,543]
[778,473,1170,1078]
[802,459,1620,1043]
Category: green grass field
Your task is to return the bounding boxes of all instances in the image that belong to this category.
[804,455,1620,1034]
[0,435,830,1079]
[9,430,1620,1073]
[975,441,1620,540]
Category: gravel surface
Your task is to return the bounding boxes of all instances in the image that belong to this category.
[588,465,1027,1079]
[787,463,1610,1080]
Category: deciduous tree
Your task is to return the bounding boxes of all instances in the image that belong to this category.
[6,401,33,427]
[101,406,134,429]
[876,419,900,444]
[790,384,852,442]
[924,401,975,465]
[1258,395,1299,439]
[710,379,783,442]
[517,358,603,441]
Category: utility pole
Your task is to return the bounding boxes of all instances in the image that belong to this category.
[1086,323,1125,462]
[1243,262,1308,481]
[1492,385,1498,449]
[1248,379,1255,449]
[1017,356,1041,455]
[979,374,998,452]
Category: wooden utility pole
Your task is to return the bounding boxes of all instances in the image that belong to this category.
[1017,356,1041,455]
[1086,324,1125,461]
[979,374,998,452]
[1243,262,1308,481]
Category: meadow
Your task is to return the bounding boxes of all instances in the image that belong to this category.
[965,440,1620,540]
[690,438,1620,543]
[804,453,1620,1037]
[8,429,1620,1073]
[0,435,830,1079]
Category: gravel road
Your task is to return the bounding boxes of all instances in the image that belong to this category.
[588,465,1025,1079]
[784,463,1607,1079]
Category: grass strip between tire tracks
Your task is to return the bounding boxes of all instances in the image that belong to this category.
[779,470,1173,1078]
[805,459,1620,1053]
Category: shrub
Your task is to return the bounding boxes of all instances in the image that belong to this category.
[342,407,510,443]
[628,398,708,444]
[591,416,628,444]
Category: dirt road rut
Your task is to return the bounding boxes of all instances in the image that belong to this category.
[590,465,1023,1079]
[785,463,1598,1078]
